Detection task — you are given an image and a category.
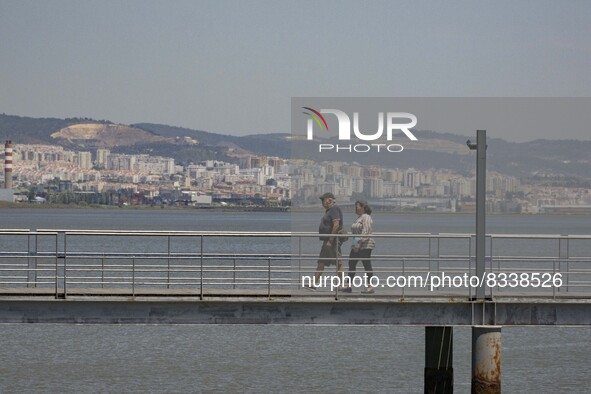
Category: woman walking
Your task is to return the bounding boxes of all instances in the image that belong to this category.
[342,200,375,293]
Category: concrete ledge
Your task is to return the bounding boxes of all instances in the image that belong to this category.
[1,298,591,325]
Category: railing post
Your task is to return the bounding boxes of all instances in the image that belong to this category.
[132,255,135,297]
[566,238,570,292]
[298,236,302,285]
[468,236,473,299]
[101,253,105,289]
[54,233,59,299]
[429,237,438,292]
[437,237,440,282]
[268,257,271,299]
[63,232,67,298]
[27,234,31,288]
[335,240,341,301]
[233,258,236,289]
[200,235,204,300]
[167,235,171,289]
[558,238,562,293]
[402,258,406,299]
[489,235,494,299]
[492,237,499,295]
[34,233,38,288]
[559,237,569,293]
[552,259,557,299]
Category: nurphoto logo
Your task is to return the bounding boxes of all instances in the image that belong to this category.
[302,107,418,153]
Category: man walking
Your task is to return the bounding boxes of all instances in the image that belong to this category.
[309,192,344,288]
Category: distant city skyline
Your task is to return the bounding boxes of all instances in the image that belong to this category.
[6,141,590,214]
[1,1,591,141]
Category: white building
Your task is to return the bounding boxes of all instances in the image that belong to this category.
[96,149,110,168]
[77,152,92,170]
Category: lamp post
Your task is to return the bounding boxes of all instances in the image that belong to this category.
[467,130,487,300]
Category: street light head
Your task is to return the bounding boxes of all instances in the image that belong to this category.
[466,139,477,150]
[466,139,471,146]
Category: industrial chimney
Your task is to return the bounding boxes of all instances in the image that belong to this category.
[4,140,13,189]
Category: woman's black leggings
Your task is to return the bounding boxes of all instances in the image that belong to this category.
[347,248,373,280]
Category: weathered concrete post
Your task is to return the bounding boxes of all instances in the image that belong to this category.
[472,325,501,393]
[425,326,453,394]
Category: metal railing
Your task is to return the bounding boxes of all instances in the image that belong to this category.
[0,230,590,299]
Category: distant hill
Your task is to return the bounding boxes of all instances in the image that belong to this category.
[51,123,171,149]
[290,129,591,179]
[132,123,290,158]
[0,114,234,165]
[0,113,111,144]
[1,113,591,179]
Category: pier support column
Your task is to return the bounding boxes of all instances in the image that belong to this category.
[425,326,453,394]
[471,326,501,393]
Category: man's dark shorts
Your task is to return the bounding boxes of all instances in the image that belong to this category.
[318,242,342,266]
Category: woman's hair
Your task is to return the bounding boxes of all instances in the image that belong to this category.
[355,200,372,215]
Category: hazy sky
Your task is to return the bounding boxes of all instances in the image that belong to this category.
[1,1,590,141]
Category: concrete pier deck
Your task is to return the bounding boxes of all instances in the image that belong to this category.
[1,287,591,326]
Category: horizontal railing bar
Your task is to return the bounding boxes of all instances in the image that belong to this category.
[62,282,294,286]
[492,257,591,261]
[65,276,294,281]
[1,255,588,262]
[1,229,588,240]
[36,229,292,236]
[41,265,591,271]
[490,234,591,239]
[62,266,294,270]
[64,269,295,275]
[0,253,293,258]
[3,263,589,271]
[0,230,44,234]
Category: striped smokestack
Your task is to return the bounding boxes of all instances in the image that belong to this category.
[4,140,12,189]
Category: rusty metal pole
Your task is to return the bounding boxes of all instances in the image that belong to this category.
[472,326,501,393]
[425,326,453,394]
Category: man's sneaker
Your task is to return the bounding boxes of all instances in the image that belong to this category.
[361,287,375,294]
[340,287,352,293]
[304,285,317,291]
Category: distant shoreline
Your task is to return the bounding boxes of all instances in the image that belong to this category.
[1,201,591,215]
[0,202,290,212]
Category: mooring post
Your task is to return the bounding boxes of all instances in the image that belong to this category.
[471,325,501,393]
[425,326,453,394]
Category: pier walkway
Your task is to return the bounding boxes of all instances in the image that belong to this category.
[1,229,590,326]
